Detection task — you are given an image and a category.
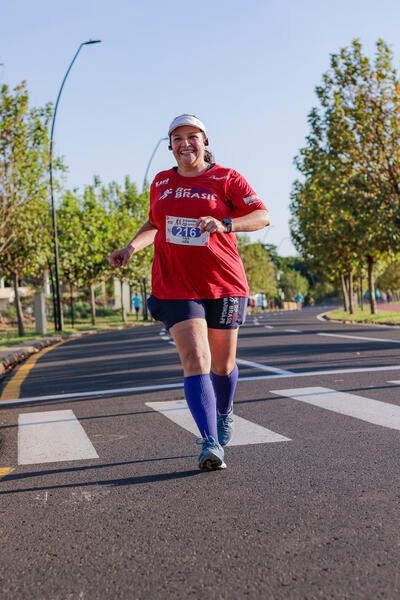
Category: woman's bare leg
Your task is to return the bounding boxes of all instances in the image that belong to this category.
[169,318,217,440]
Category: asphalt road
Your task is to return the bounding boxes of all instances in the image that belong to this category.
[1,307,400,599]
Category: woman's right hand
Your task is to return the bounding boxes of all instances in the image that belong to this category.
[109,246,133,268]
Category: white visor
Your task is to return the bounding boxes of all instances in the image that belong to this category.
[168,114,207,137]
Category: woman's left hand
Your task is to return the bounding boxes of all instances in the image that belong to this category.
[196,216,228,234]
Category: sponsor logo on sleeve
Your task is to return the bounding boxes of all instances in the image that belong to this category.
[243,194,260,205]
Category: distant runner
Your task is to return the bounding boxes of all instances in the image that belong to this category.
[296,292,304,310]
[132,293,141,320]
[110,114,270,470]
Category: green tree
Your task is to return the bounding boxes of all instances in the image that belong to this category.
[58,180,114,325]
[377,262,400,293]
[311,281,338,304]
[0,82,54,335]
[279,270,309,302]
[291,39,400,314]
[107,177,153,321]
[58,176,153,325]
[57,191,86,326]
[237,236,277,299]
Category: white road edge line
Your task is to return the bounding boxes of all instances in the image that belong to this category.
[3,365,400,406]
[145,400,291,445]
[317,332,400,344]
[18,409,99,465]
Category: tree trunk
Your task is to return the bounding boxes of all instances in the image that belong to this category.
[70,282,75,328]
[367,256,377,315]
[89,283,96,325]
[340,273,350,312]
[358,277,364,311]
[348,270,354,314]
[120,280,127,322]
[13,272,25,337]
[101,280,107,307]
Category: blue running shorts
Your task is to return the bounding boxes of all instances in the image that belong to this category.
[147,295,247,330]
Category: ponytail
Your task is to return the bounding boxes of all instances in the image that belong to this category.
[204,149,214,163]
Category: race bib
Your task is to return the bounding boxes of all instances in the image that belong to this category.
[165,216,210,247]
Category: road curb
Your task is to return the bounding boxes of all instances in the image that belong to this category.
[0,323,154,378]
[0,336,65,376]
[317,310,400,329]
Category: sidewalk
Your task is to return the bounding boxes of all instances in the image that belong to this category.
[376,302,400,312]
[0,334,69,376]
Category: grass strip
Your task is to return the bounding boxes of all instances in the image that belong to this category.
[327,306,400,326]
[0,314,152,349]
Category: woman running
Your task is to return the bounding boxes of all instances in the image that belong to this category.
[109,114,270,470]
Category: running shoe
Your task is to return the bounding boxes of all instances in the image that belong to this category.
[197,435,226,470]
[217,409,234,446]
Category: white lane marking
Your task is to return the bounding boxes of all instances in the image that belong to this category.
[285,329,302,333]
[168,341,176,346]
[145,400,290,445]
[264,325,274,329]
[1,382,186,405]
[317,333,400,344]
[4,364,400,406]
[270,387,400,431]
[236,358,293,375]
[388,381,400,385]
[18,410,99,465]
[161,336,170,341]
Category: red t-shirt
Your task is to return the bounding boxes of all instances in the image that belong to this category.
[149,164,267,299]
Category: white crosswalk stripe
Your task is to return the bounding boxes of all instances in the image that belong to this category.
[145,400,291,445]
[16,385,400,467]
[18,410,99,465]
[270,387,400,431]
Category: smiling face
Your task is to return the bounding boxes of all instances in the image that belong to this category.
[170,125,207,174]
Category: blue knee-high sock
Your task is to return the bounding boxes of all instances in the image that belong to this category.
[183,374,218,440]
[210,364,239,414]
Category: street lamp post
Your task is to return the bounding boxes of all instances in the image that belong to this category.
[49,39,101,331]
[142,137,168,192]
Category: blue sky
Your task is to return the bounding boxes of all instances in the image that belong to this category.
[2,0,400,256]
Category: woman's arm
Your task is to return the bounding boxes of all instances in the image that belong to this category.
[109,220,158,267]
[126,219,158,253]
[196,209,270,234]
